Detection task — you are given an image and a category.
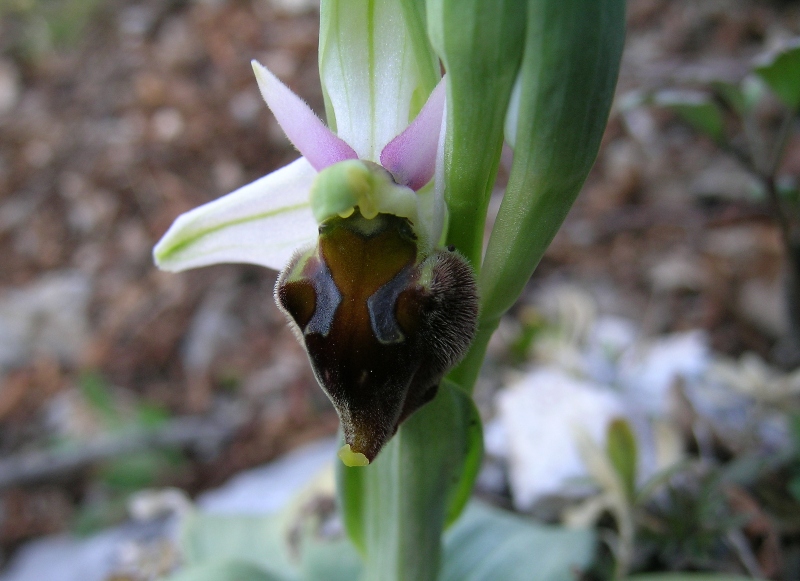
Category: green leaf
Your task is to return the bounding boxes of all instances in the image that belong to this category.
[337,380,483,581]
[478,0,625,331]
[606,418,638,501]
[628,575,757,581]
[652,90,726,142]
[164,561,282,581]
[711,81,747,115]
[441,502,595,581]
[79,371,123,429]
[754,38,800,110]
[181,513,295,578]
[99,450,174,491]
[426,0,526,268]
[178,506,362,581]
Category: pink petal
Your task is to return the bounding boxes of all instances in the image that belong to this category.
[252,60,358,171]
[379,77,446,191]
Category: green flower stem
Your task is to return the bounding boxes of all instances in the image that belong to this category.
[338,381,482,581]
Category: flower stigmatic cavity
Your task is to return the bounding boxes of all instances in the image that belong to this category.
[276,208,477,465]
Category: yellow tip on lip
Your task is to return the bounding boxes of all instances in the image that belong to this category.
[338,444,370,467]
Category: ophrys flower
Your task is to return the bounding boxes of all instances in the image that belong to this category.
[154,4,477,465]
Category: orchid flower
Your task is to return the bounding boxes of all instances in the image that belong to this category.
[153,6,478,467]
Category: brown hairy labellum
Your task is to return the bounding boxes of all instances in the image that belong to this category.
[275,210,478,465]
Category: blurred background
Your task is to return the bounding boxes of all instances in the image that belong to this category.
[1,0,800,578]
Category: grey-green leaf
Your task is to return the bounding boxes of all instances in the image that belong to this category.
[181,513,294,577]
[441,502,596,581]
[628,575,759,581]
[162,561,283,581]
[754,38,800,110]
[177,508,362,581]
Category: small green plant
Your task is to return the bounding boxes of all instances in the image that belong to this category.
[70,372,185,535]
[0,0,105,58]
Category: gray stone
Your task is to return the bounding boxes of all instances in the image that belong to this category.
[0,272,92,372]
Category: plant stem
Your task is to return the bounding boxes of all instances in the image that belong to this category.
[762,109,797,249]
[762,173,793,250]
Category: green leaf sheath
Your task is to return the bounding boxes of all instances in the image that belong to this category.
[337,381,483,581]
[455,0,625,392]
[426,0,526,269]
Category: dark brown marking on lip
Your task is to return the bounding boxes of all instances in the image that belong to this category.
[275,208,479,462]
[367,265,415,344]
[304,259,341,337]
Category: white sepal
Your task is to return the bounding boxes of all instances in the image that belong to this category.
[154,158,318,272]
[319,0,422,162]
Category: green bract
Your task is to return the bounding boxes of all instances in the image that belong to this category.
[426,0,526,267]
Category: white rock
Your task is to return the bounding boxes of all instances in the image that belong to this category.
[0,439,336,580]
[0,60,20,115]
[617,330,710,416]
[270,0,319,15]
[497,368,629,511]
[198,438,336,514]
[583,315,638,384]
[0,522,167,581]
[0,271,92,371]
[482,418,508,460]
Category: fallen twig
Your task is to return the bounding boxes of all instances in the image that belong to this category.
[0,405,248,490]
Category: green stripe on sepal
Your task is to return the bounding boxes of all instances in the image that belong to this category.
[479,0,626,325]
[426,0,526,268]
